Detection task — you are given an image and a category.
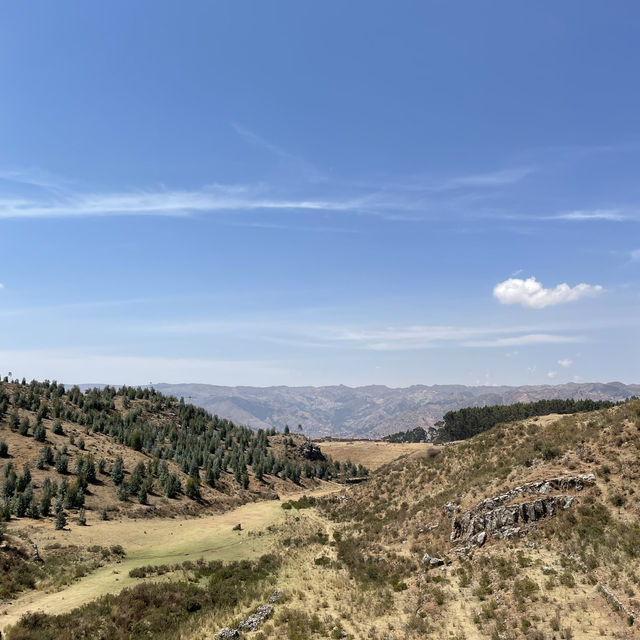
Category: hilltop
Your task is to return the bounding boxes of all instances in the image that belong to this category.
[150,381,640,439]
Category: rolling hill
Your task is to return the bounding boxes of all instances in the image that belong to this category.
[151,381,640,439]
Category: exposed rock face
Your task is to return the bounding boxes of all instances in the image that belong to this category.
[468,474,595,514]
[449,475,595,546]
[238,605,274,631]
[451,495,574,543]
[217,629,239,639]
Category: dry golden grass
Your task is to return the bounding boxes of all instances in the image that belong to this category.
[1,484,339,632]
[317,440,436,471]
[6,403,640,639]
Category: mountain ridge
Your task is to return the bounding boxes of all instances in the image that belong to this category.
[145,381,640,439]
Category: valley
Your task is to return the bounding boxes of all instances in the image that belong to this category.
[2,380,640,639]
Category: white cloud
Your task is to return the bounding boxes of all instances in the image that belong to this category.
[0,283,4,289]
[493,276,603,309]
[549,209,626,222]
[547,370,557,379]
[140,319,584,352]
[0,185,365,219]
[464,334,583,348]
[441,167,533,190]
[557,359,572,367]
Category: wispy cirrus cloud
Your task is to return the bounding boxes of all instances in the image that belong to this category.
[0,167,72,194]
[144,319,583,352]
[0,184,366,219]
[440,167,533,190]
[548,209,627,222]
[464,334,583,348]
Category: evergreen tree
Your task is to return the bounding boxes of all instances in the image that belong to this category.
[111,456,125,485]
[185,477,200,500]
[55,509,67,530]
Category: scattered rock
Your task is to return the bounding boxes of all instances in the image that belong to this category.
[232,523,242,531]
[599,583,636,624]
[443,501,459,515]
[421,552,445,567]
[268,590,283,603]
[217,628,239,639]
[238,605,274,632]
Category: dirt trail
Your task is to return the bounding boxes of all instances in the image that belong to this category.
[1,484,341,632]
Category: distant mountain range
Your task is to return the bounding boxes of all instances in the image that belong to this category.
[150,381,640,439]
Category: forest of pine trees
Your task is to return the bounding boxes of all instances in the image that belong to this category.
[383,426,429,443]
[434,397,619,442]
[0,378,361,525]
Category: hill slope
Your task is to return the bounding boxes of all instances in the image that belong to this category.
[151,381,640,438]
[318,400,640,638]
[0,379,351,526]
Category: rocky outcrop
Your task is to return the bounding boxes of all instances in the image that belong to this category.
[297,441,326,461]
[421,552,445,568]
[232,523,242,531]
[217,594,282,638]
[449,475,595,547]
[451,495,575,544]
[468,474,595,514]
[238,605,274,632]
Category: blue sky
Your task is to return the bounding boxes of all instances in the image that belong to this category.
[0,1,638,387]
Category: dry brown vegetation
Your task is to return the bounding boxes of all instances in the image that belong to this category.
[314,401,640,638]
[5,399,640,639]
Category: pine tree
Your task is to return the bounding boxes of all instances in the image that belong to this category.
[185,477,200,500]
[55,509,67,530]
[111,456,124,485]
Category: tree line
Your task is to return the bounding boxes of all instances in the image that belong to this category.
[383,426,429,443]
[434,398,619,442]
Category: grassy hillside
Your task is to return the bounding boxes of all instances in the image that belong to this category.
[316,400,640,638]
[0,378,356,527]
[5,396,640,640]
